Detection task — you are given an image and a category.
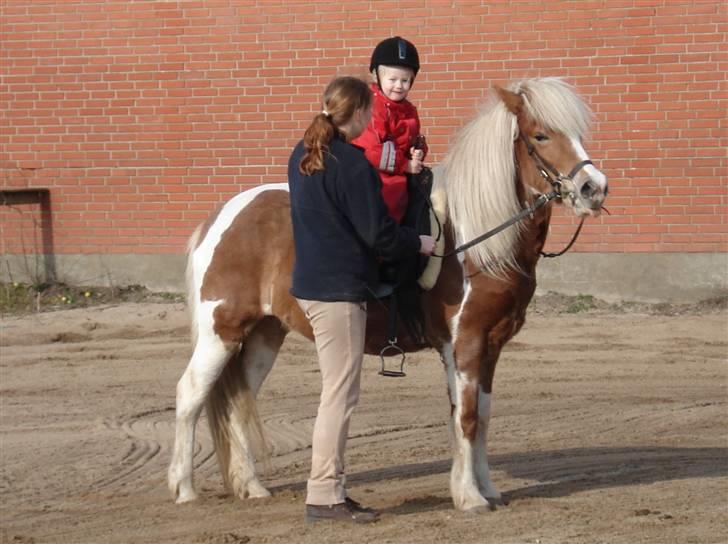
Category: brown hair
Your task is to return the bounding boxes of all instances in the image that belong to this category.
[299,76,372,175]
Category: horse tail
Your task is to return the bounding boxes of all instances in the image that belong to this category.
[206,347,270,496]
[186,224,203,347]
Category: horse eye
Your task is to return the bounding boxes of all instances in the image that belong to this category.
[534,133,549,142]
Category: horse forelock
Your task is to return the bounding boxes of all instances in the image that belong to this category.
[443,77,592,276]
[511,77,592,140]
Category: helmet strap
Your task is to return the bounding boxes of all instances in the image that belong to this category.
[373,67,383,92]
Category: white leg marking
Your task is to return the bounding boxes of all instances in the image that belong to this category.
[169,300,232,503]
[449,280,471,345]
[228,416,271,499]
[474,390,501,502]
[447,363,490,511]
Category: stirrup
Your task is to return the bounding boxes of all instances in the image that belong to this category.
[379,339,406,378]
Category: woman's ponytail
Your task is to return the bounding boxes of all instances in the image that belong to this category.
[298,76,372,176]
[299,113,336,175]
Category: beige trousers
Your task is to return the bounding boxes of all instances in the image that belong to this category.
[296,298,367,506]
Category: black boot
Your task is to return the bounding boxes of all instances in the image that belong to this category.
[305,498,380,524]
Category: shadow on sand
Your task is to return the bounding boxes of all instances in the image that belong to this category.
[269,446,728,514]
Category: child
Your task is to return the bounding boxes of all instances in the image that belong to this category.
[352,36,428,224]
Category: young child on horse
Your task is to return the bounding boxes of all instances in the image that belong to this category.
[352,36,428,225]
[288,76,435,524]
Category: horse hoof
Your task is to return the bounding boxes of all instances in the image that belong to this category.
[246,485,271,499]
[175,491,199,504]
[487,495,509,506]
[235,480,271,500]
[464,502,496,514]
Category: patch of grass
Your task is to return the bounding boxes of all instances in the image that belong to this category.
[565,294,597,313]
[0,282,185,316]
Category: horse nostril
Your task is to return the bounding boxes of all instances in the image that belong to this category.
[580,179,597,199]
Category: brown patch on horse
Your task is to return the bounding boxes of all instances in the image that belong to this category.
[200,190,310,344]
[451,259,534,395]
[459,379,479,441]
[451,196,552,397]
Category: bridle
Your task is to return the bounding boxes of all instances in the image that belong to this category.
[519,132,593,258]
[519,132,593,209]
[431,133,597,260]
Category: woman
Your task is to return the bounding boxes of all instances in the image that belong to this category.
[288,76,435,524]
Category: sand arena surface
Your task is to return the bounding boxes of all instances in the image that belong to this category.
[1,301,726,543]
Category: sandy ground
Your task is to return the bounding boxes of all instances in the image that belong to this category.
[1,300,726,544]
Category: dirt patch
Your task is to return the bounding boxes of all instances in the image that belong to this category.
[1,300,726,543]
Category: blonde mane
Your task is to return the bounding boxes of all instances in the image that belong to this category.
[442,77,592,276]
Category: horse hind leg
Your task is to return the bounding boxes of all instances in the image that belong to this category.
[168,300,237,504]
[206,316,287,500]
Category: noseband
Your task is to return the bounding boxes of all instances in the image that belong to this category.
[520,133,593,205]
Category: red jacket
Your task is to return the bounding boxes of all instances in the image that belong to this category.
[353,84,428,223]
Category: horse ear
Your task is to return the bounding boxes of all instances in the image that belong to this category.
[495,86,524,116]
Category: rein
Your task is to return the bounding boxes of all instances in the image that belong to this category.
[431,190,560,259]
[520,133,593,206]
[431,135,594,260]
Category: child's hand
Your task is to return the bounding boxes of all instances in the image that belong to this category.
[406,158,423,174]
[407,146,424,174]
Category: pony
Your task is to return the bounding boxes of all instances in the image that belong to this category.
[167,77,608,511]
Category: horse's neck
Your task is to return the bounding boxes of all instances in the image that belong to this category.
[517,204,552,274]
[514,163,554,272]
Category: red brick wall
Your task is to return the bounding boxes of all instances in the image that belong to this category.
[1,0,726,257]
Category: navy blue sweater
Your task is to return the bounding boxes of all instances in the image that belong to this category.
[288,137,421,302]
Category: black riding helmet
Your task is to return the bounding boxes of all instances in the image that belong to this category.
[369,36,420,77]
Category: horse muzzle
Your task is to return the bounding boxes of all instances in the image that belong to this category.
[566,167,608,217]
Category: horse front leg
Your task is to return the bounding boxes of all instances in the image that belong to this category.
[442,343,493,512]
[474,389,503,505]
